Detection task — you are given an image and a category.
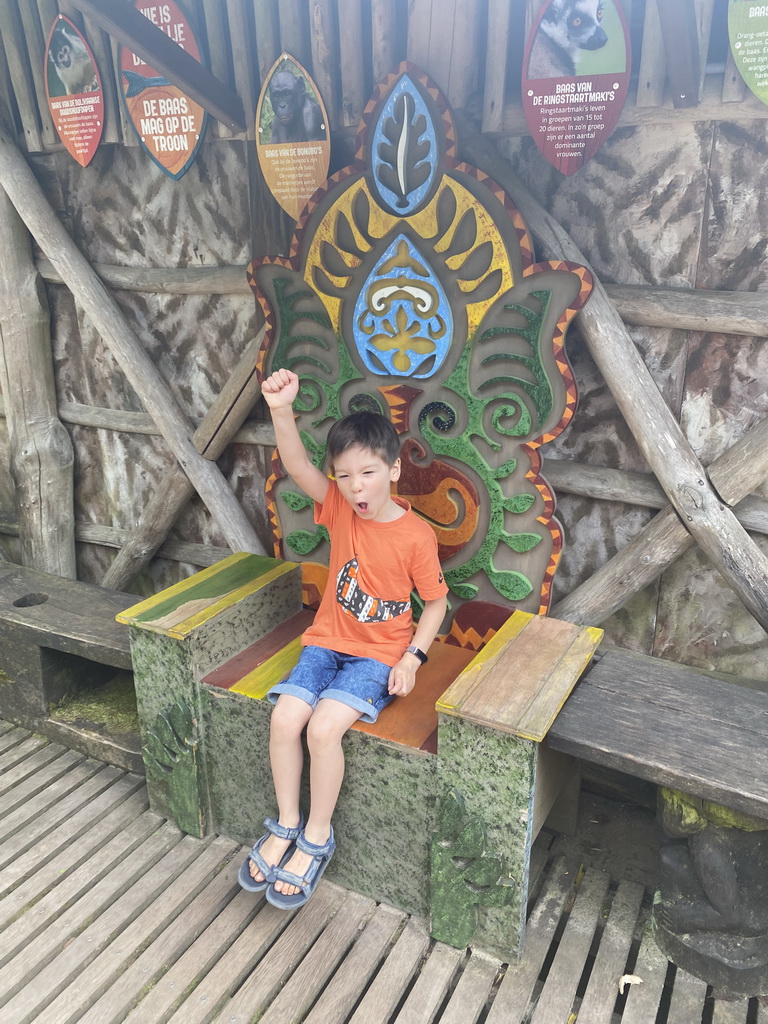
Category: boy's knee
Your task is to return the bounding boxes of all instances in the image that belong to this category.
[270,697,310,738]
[306,713,344,750]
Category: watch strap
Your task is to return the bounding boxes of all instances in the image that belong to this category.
[405,645,428,664]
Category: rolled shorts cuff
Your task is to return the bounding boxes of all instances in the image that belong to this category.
[266,682,393,724]
[267,682,319,708]
[321,687,394,724]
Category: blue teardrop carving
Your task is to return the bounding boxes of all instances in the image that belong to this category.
[370,75,438,216]
[353,234,452,378]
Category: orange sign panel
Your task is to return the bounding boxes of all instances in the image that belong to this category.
[256,54,331,222]
[45,16,104,167]
[118,0,206,179]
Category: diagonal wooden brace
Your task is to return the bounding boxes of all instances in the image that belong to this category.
[102,326,268,590]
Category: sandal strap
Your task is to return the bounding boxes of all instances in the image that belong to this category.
[263,815,303,841]
[295,827,335,858]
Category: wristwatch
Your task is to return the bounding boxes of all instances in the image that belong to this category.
[405,645,428,665]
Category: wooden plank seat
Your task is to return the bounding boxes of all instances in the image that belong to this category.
[547,647,768,820]
[0,561,135,728]
[201,610,477,752]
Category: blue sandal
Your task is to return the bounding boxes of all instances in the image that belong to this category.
[265,826,336,909]
[237,814,304,892]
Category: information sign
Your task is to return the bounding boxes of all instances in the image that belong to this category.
[256,54,331,222]
[118,1,207,179]
[521,0,631,175]
[44,15,103,167]
[729,0,768,104]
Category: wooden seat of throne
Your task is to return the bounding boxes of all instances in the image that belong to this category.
[235,63,595,745]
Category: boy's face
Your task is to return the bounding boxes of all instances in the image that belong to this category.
[332,444,401,522]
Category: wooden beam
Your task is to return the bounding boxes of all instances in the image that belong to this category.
[482,0,512,134]
[371,0,398,84]
[649,0,700,108]
[0,189,76,577]
[68,0,246,132]
[0,119,264,561]
[35,259,768,336]
[456,113,768,631]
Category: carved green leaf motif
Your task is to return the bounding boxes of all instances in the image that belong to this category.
[430,788,515,949]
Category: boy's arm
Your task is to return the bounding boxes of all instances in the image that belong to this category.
[262,368,329,505]
[388,594,447,697]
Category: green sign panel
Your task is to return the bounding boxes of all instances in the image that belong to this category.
[729,0,768,104]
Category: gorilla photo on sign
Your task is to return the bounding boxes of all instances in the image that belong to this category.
[264,67,326,144]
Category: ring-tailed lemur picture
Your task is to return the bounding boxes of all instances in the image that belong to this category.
[528,0,608,79]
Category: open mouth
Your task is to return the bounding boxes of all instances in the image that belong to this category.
[357,502,369,513]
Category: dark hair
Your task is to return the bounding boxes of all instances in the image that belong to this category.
[326,411,400,468]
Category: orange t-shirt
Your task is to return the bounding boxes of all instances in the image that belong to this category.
[301,481,448,667]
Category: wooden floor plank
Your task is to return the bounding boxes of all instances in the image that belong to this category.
[0,742,68,797]
[711,997,750,1023]
[0,800,162,964]
[0,758,108,860]
[0,734,51,777]
[0,823,188,1022]
[206,881,346,1024]
[162,889,293,1024]
[71,847,242,1024]
[0,748,87,829]
[304,903,407,1024]
[30,836,236,1024]
[485,857,578,1024]
[393,943,465,1024]
[665,966,708,1024]
[0,719,15,736]
[122,886,264,1024]
[574,880,646,1024]
[258,892,376,1024]
[438,950,501,1024]
[0,776,147,913]
[0,726,30,754]
[0,747,79,812]
[347,916,431,1024]
[620,919,671,1024]
[529,867,611,1024]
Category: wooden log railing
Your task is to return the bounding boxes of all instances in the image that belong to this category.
[35,258,768,339]
[456,114,768,633]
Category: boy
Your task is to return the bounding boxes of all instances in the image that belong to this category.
[239,367,448,909]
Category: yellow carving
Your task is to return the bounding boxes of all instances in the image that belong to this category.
[369,305,440,372]
[304,177,513,338]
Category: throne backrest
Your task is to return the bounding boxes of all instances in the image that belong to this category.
[248,64,591,650]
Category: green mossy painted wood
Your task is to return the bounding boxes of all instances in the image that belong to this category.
[430,789,514,949]
[143,699,204,837]
[437,713,536,960]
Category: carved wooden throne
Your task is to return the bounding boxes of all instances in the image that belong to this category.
[121,65,601,960]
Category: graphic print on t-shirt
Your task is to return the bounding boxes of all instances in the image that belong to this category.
[336,557,410,623]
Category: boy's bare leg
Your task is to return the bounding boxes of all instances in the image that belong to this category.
[274,698,362,895]
[250,694,314,883]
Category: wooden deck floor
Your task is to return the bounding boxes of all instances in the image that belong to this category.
[0,718,763,1024]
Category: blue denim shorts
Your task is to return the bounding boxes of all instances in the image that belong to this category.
[267,645,394,723]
